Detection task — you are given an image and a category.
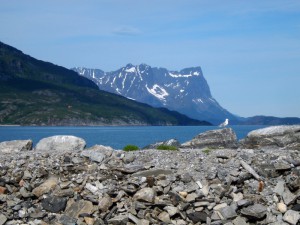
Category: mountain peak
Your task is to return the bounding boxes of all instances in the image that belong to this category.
[73,64,236,124]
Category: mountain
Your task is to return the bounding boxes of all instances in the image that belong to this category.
[0,41,211,126]
[73,64,238,124]
[239,116,300,125]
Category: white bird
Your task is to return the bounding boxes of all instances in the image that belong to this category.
[219,118,229,127]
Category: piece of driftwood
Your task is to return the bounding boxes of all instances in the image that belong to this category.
[240,160,261,181]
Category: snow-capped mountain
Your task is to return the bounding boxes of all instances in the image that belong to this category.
[72,64,238,124]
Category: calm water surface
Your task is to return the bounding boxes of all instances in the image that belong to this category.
[0,125,266,149]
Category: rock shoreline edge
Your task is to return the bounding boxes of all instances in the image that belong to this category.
[0,125,299,224]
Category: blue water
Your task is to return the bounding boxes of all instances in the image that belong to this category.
[0,125,266,149]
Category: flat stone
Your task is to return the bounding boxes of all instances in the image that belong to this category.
[194,201,210,207]
[20,187,34,198]
[164,206,179,217]
[283,187,297,205]
[65,199,94,219]
[274,161,292,171]
[213,203,228,211]
[35,135,86,151]
[32,176,58,197]
[84,217,95,225]
[85,183,99,195]
[98,195,113,212]
[187,211,208,223]
[0,214,7,225]
[81,145,113,163]
[180,173,193,183]
[274,180,285,196]
[283,210,300,225]
[132,169,173,177]
[232,192,243,202]
[185,193,198,202]
[158,211,171,223]
[107,214,129,225]
[133,188,156,203]
[241,204,267,220]
[219,206,237,220]
[41,196,67,213]
[233,216,249,225]
[0,140,32,153]
[59,215,77,225]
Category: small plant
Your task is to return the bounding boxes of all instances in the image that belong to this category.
[202,147,214,155]
[156,145,178,151]
[123,144,139,152]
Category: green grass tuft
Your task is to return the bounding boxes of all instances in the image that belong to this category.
[156,145,178,151]
[123,144,139,152]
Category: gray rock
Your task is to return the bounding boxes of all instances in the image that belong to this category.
[144,138,180,149]
[240,125,300,150]
[35,135,86,151]
[59,215,77,225]
[0,140,32,153]
[274,180,285,196]
[158,211,171,223]
[98,195,113,212]
[164,206,179,217]
[241,204,267,220]
[133,188,156,203]
[187,211,208,223]
[283,210,300,225]
[274,161,292,171]
[19,187,34,198]
[123,153,136,164]
[81,150,106,163]
[107,214,129,225]
[41,196,67,213]
[0,214,7,225]
[283,187,297,205]
[32,176,58,197]
[132,169,173,177]
[65,199,94,219]
[181,128,238,149]
[232,216,249,225]
[220,206,238,220]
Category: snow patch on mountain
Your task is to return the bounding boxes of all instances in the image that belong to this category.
[125,67,136,73]
[146,84,169,102]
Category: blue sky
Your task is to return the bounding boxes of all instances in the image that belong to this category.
[1,0,300,118]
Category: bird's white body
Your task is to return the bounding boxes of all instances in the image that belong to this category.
[219,118,229,127]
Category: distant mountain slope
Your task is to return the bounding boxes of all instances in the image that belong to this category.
[0,41,211,126]
[73,64,238,124]
[239,116,300,125]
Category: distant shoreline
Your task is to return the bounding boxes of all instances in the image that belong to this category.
[0,125,21,127]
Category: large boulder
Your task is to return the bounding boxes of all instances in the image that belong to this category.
[35,135,86,151]
[240,125,300,150]
[81,145,113,163]
[181,128,238,149]
[0,140,33,153]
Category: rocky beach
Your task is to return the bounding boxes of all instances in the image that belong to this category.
[0,125,300,225]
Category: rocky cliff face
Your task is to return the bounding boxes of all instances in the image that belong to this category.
[73,64,237,124]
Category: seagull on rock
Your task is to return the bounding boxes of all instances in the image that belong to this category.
[219,118,229,127]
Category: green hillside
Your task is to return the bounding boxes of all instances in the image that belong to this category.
[0,42,211,126]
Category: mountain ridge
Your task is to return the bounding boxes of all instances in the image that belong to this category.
[0,41,211,126]
[73,64,238,124]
